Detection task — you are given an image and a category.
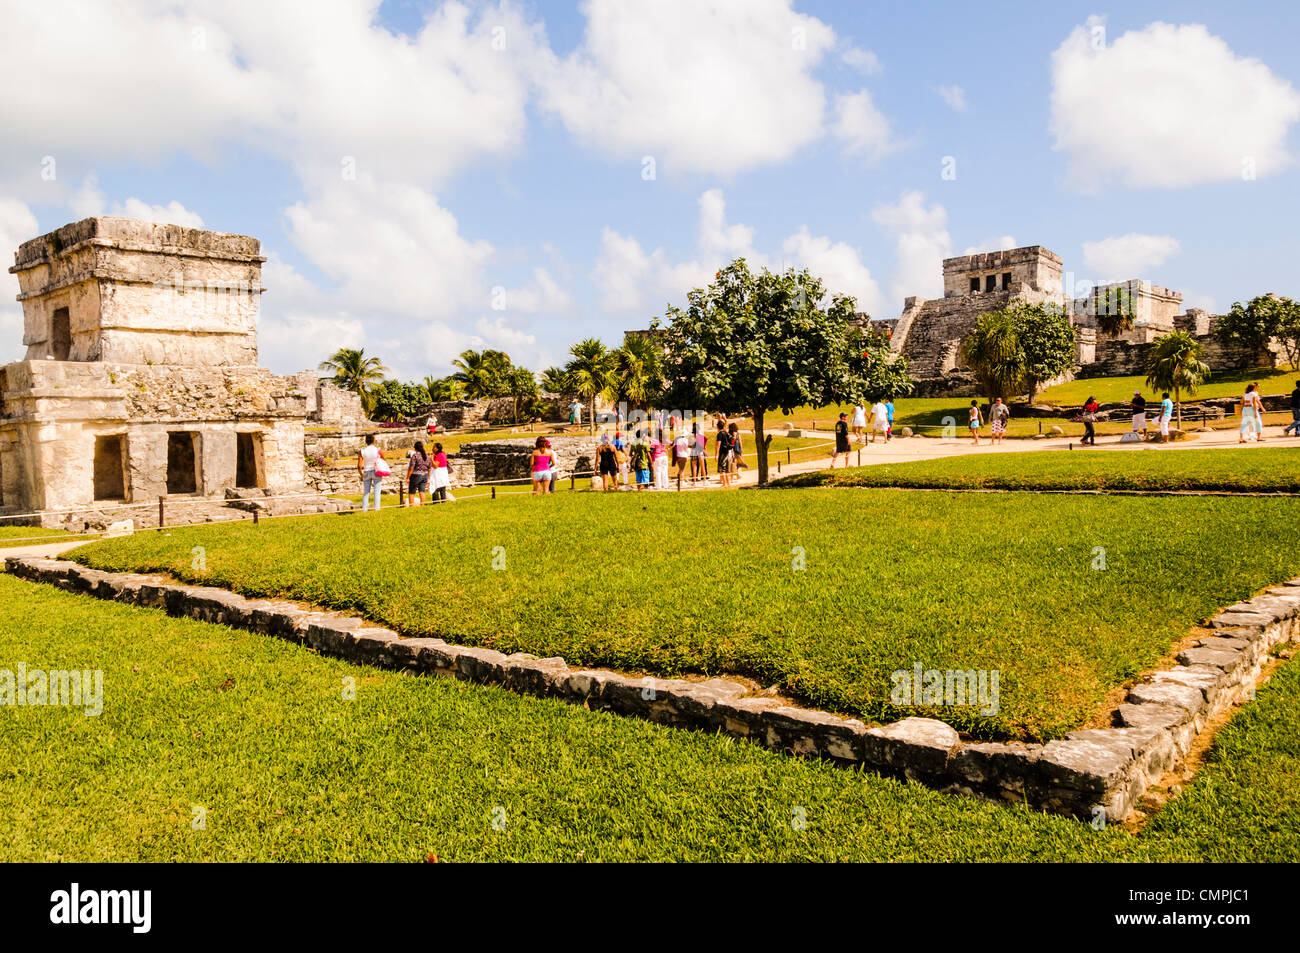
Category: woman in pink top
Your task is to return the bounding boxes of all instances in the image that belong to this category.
[431,442,450,503]
[530,436,553,496]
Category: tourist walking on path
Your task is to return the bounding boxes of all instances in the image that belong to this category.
[832,412,852,467]
[729,422,746,472]
[673,430,689,483]
[530,436,554,496]
[691,425,707,482]
[1284,380,1300,437]
[614,433,629,487]
[651,433,671,489]
[597,434,618,491]
[1131,391,1147,433]
[406,441,431,505]
[851,404,867,444]
[715,424,735,487]
[869,399,890,443]
[885,398,895,439]
[629,434,652,491]
[1158,392,1174,441]
[989,397,1010,445]
[544,438,560,493]
[968,400,983,446]
[431,443,450,503]
[1080,396,1099,446]
[1239,384,1266,443]
[358,434,385,511]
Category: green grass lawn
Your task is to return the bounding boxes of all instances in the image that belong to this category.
[0,526,72,548]
[1038,364,1297,406]
[1,571,1296,861]
[71,490,1300,741]
[773,447,1300,494]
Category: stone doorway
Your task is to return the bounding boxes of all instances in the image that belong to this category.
[236,432,264,489]
[93,434,127,500]
[166,432,201,495]
[50,307,71,360]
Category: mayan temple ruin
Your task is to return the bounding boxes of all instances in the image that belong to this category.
[883,244,1263,395]
[0,217,327,529]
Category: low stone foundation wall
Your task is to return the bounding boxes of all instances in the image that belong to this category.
[8,555,1298,822]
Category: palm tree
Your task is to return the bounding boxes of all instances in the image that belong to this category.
[1146,331,1211,431]
[961,310,1025,404]
[1093,286,1136,338]
[318,347,388,416]
[451,349,512,399]
[540,366,572,395]
[564,338,618,433]
[613,332,664,409]
[423,375,462,402]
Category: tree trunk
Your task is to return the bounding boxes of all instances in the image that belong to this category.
[589,394,596,434]
[1175,384,1182,431]
[754,408,768,485]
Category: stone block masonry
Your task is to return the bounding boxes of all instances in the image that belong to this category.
[9,554,1298,823]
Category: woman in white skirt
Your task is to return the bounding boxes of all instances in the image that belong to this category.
[430,442,451,502]
[851,404,867,443]
[1239,384,1266,443]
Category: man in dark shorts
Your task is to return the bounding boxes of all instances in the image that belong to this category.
[832,411,852,467]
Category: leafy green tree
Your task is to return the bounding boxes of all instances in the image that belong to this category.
[423,375,462,402]
[1016,303,1078,402]
[318,347,388,416]
[1216,294,1290,366]
[961,302,1076,403]
[613,332,665,409]
[368,380,431,423]
[1145,331,1211,430]
[658,258,910,485]
[451,349,512,398]
[504,365,538,424]
[563,338,619,433]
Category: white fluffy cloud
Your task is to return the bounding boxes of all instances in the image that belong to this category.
[592,189,884,318]
[841,45,883,75]
[832,90,898,160]
[962,235,1017,256]
[0,199,39,363]
[536,0,839,175]
[871,191,952,306]
[934,85,967,111]
[69,173,204,227]
[1050,15,1300,189]
[1081,233,1181,280]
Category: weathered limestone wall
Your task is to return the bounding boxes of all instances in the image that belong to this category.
[0,360,306,516]
[11,217,263,366]
[315,383,364,425]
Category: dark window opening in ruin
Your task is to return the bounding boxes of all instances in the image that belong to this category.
[984,275,997,292]
[236,433,265,489]
[93,435,127,501]
[969,277,980,293]
[166,431,201,495]
[50,307,71,360]
[1002,272,1012,290]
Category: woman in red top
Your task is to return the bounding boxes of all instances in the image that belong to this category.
[431,442,450,502]
[1081,396,1099,446]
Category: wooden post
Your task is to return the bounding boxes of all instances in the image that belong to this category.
[398,480,405,506]
[677,472,682,491]
[787,448,791,464]
[491,485,496,499]
[1037,420,1042,435]
[253,506,260,525]
[777,462,781,474]
[158,496,165,529]
[570,474,575,490]
[857,448,862,467]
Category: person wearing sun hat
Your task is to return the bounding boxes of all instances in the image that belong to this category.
[1131,391,1147,434]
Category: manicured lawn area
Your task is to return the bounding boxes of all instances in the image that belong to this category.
[1,572,1296,861]
[1038,365,1297,406]
[73,490,1300,741]
[0,526,72,548]
[772,447,1300,494]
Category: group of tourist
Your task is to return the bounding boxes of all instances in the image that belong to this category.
[356,433,451,511]
[592,416,748,491]
[832,400,895,466]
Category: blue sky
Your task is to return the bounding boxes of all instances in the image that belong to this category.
[2,0,1298,379]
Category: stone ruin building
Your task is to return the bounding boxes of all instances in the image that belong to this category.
[881,244,1266,396]
[0,217,340,529]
